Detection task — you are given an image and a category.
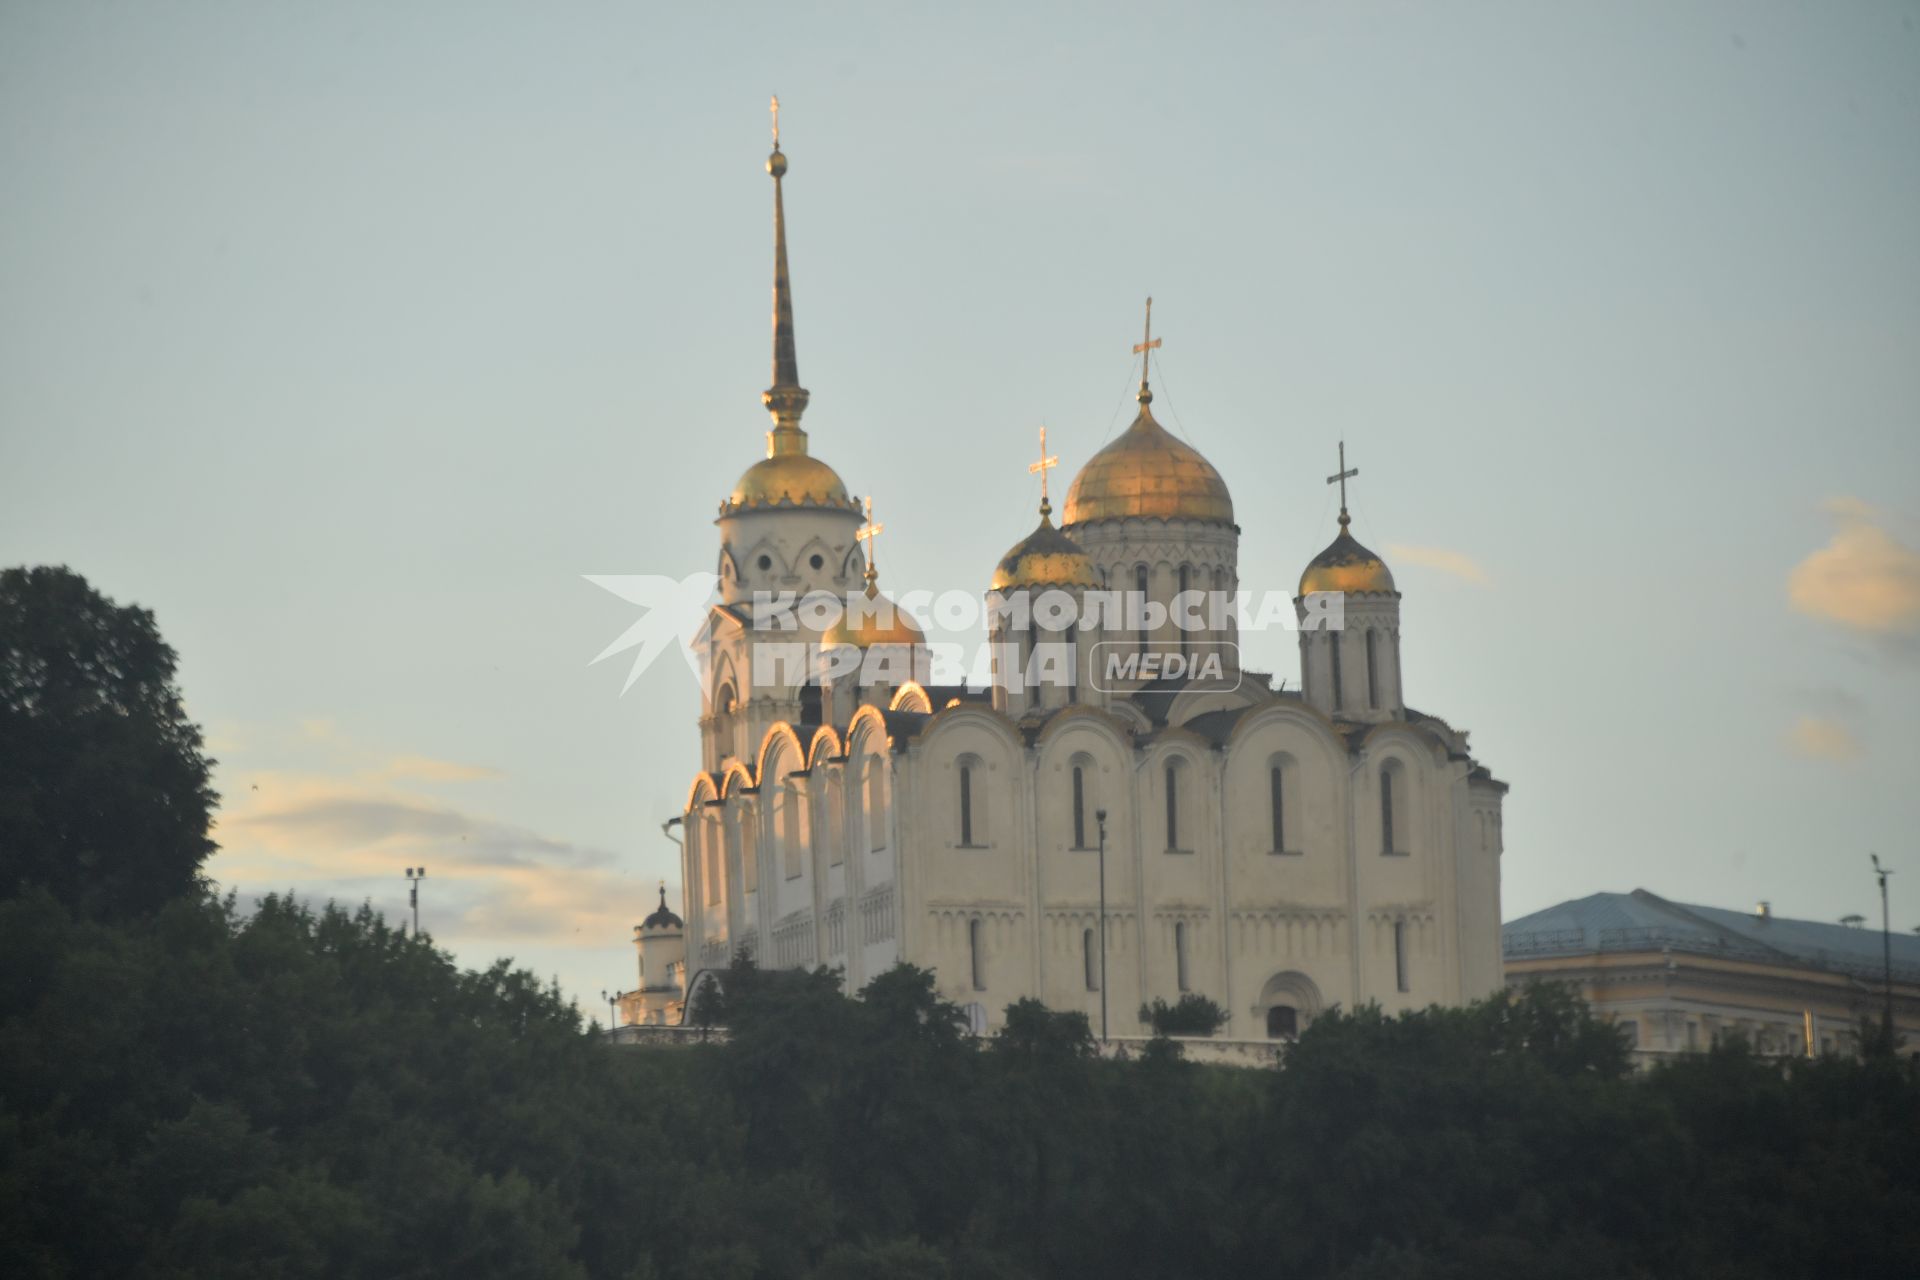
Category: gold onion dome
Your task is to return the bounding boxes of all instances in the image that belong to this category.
[727,450,855,510]
[1061,394,1234,527]
[992,506,1099,592]
[722,97,858,516]
[1299,515,1397,596]
[822,575,926,650]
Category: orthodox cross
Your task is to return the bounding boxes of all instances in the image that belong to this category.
[856,496,884,577]
[1132,296,1161,385]
[1029,425,1060,513]
[770,94,781,148]
[1327,440,1358,523]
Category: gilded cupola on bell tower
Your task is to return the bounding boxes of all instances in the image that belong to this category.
[715,96,865,609]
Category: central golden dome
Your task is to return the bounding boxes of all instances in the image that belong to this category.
[1061,398,1234,526]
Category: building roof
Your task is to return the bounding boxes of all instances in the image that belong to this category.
[1504,889,1920,984]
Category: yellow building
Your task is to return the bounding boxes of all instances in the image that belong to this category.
[1504,890,1920,1060]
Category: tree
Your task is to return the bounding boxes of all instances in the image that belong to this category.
[0,566,217,917]
[1139,994,1228,1037]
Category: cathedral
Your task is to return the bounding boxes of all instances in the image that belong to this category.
[639,112,1508,1039]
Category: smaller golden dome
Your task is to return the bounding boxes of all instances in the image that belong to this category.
[1299,519,1397,596]
[821,583,926,650]
[726,449,856,511]
[992,509,1099,593]
[1061,397,1234,527]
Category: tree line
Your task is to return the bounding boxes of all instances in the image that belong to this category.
[3,566,1916,1278]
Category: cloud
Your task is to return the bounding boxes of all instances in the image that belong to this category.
[1788,499,1920,641]
[210,770,653,947]
[1784,716,1864,762]
[386,755,504,783]
[1383,543,1491,586]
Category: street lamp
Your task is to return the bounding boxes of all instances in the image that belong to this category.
[1871,854,1895,1043]
[1096,808,1109,1045]
[404,866,426,934]
[601,988,621,1029]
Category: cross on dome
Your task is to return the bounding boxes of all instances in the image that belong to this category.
[856,496,885,589]
[1327,440,1359,529]
[1029,425,1060,516]
[1132,296,1162,402]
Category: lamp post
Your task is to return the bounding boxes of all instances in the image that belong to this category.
[1096,808,1109,1045]
[601,988,621,1029]
[404,866,426,934]
[1871,854,1895,1043]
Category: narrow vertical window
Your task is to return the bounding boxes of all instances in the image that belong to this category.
[1330,634,1344,711]
[1366,629,1379,709]
[1135,564,1150,652]
[1270,765,1286,854]
[1083,927,1098,991]
[1393,919,1409,992]
[959,765,974,846]
[1178,564,1191,661]
[866,759,887,853]
[969,918,986,990]
[1165,763,1180,850]
[1175,921,1190,992]
[1065,621,1078,703]
[1380,767,1396,856]
[1072,766,1086,849]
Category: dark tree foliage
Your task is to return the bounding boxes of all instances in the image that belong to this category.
[5,903,1918,1279]
[1140,993,1230,1037]
[5,569,1917,1276]
[0,566,217,917]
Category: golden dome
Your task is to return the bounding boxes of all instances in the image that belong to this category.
[821,583,926,649]
[992,509,1099,592]
[1061,396,1234,526]
[1299,519,1397,596]
[726,448,856,511]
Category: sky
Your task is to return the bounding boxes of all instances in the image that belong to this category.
[3,2,1917,1016]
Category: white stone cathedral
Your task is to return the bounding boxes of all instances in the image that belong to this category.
[656,119,1507,1040]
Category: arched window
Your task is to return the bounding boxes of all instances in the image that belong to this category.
[1083,927,1099,991]
[1266,1005,1298,1039]
[864,756,888,853]
[1329,634,1344,712]
[1071,764,1088,849]
[956,754,989,848]
[1365,629,1379,709]
[1135,563,1150,652]
[1177,564,1191,661]
[1393,918,1409,992]
[738,802,758,893]
[780,780,804,880]
[1175,920,1191,992]
[1269,762,1287,854]
[1380,762,1404,856]
[703,814,722,905]
[713,681,739,760]
[1164,761,1182,851]
[1064,620,1078,704]
[959,762,975,846]
[969,918,986,991]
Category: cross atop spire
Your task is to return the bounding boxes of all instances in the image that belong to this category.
[856,496,884,592]
[1327,440,1359,530]
[1029,424,1060,517]
[1132,296,1162,404]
